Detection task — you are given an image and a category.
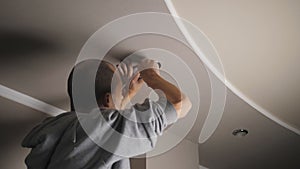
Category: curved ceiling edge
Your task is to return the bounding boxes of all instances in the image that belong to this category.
[163,0,300,136]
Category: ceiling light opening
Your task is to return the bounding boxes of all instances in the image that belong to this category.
[232,129,248,137]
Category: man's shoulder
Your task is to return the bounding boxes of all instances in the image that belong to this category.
[42,111,76,123]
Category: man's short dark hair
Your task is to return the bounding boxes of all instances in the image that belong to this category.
[67,59,115,110]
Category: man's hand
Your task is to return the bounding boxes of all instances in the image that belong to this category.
[137,59,160,75]
[117,62,144,109]
[128,72,144,98]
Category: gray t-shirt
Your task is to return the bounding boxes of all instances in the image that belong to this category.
[22,98,178,169]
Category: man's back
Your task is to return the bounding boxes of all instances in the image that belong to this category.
[22,98,178,169]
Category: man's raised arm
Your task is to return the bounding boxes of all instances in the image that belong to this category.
[139,59,192,119]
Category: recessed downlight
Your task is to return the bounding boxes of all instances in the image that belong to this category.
[232,129,248,137]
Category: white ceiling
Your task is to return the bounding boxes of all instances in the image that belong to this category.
[166,0,300,168]
[0,0,299,169]
[199,89,300,169]
[0,1,175,168]
[0,0,172,111]
[169,0,300,131]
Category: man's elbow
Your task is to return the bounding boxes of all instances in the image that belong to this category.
[174,95,192,119]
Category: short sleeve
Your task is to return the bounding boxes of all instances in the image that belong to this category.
[133,97,178,127]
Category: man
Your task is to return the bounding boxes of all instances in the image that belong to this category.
[22,58,192,169]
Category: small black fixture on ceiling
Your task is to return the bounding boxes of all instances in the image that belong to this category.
[232,129,248,137]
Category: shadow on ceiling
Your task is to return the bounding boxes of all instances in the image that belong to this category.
[0,30,61,58]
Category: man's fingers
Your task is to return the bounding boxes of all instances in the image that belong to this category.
[119,62,135,78]
[132,72,140,82]
[135,73,144,85]
[121,63,127,76]
[127,63,133,78]
[117,64,124,75]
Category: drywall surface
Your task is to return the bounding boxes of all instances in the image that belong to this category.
[147,138,199,169]
[169,0,300,131]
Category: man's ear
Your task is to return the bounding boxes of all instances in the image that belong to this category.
[102,93,112,107]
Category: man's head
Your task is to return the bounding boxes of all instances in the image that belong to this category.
[67,59,123,111]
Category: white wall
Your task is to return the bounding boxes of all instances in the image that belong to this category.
[146,138,199,169]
